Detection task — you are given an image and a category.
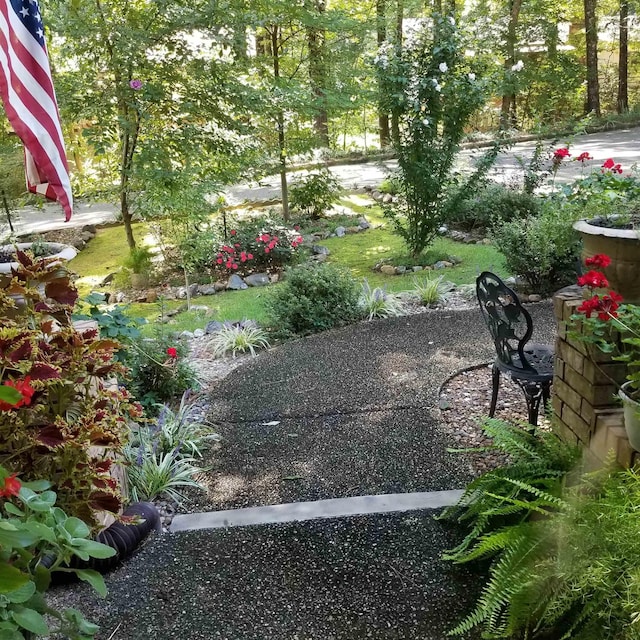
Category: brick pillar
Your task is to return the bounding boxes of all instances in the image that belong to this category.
[552,287,637,467]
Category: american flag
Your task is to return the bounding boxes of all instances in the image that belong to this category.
[0,0,73,221]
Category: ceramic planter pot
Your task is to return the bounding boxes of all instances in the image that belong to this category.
[130,272,149,289]
[619,381,640,451]
[574,219,640,304]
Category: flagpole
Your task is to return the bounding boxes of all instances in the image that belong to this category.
[1,190,14,234]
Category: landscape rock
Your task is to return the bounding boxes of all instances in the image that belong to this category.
[448,255,462,265]
[176,287,188,299]
[190,305,209,312]
[438,225,448,235]
[245,273,270,287]
[193,328,205,338]
[412,266,423,272]
[80,231,94,243]
[382,193,393,204]
[395,266,407,275]
[312,245,330,256]
[269,273,280,283]
[146,290,158,303]
[82,224,97,234]
[371,190,382,201]
[358,217,370,229]
[227,274,248,290]
[205,321,223,334]
[214,281,227,292]
[433,261,453,270]
[115,292,128,303]
[198,285,217,296]
[310,253,328,263]
[380,265,396,275]
[335,226,346,237]
[180,331,194,339]
[71,238,86,250]
[528,294,542,303]
[346,226,361,234]
[100,272,116,286]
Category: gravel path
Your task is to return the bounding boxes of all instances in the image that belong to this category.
[50,510,483,640]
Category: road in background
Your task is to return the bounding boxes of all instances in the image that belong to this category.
[9,126,640,236]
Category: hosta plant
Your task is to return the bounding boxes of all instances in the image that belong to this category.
[208,321,270,358]
[0,467,115,640]
[0,251,139,527]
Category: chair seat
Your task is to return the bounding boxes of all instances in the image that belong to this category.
[496,343,554,383]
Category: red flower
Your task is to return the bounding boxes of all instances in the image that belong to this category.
[0,473,21,498]
[230,229,237,236]
[0,377,35,411]
[578,270,610,289]
[577,291,623,320]
[247,253,254,260]
[216,258,223,265]
[553,147,571,160]
[575,152,593,163]
[166,347,178,359]
[585,254,611,268]
[602,158,622,173]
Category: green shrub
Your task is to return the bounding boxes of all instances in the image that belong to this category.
[128,333,199,411]
[265,263,362,336]
[123,245,153,274]
[448,182,543,231]
[289,168,342,219]
[491,200,581,294]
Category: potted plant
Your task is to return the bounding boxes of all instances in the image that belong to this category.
[571,158,640,303]
[124,245,152,289]
[571,253,640,449]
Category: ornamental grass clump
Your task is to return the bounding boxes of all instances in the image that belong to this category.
[208,321,270,358]
[0,251,139,527]
[413,273,450,306]
[359,280,405,320]
[570,253,640,401]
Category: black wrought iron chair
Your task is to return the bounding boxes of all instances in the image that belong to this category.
[476,271,554,426]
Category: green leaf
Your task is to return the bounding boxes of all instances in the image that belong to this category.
[0,526,40,550]
[0,627,26,640]
[23,491,56,512]
[4,581,35,604]
[19,480,51,492]
[2,504,23,517]
[75,569,108,597]
[32,564,51,593]
[63,608,100,636]
[0,386,21,405]
[10,607,49,636]
[0,565,29,594]
[70,539,116,559]
[63,517,90,539]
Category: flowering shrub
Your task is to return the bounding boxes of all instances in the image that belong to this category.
[571,254,640,399]
[0,252,137,527]
[213,219,305,275]
[0,466,114,639]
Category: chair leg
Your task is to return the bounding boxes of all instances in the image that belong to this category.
[519,381,543,427]
[489,365,500,417]
[542,382,552,417]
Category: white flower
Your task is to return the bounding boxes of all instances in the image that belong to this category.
[422,118,430,126]
[468,73,476,81]
[439,62,448,73]
[511,59,524,72]
[432,78,442,92]
[448,16,455,26]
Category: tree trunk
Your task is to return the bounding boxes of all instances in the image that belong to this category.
[390,0,403,146]
[271,25,289,220]
[618,0,629,114]
[376,0,390,148]
[584,0,601,116]
[307,0,329,147]
[119,110,139,250]
[500,0,523,130]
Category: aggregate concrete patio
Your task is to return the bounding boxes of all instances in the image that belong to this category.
[53,304,556,639]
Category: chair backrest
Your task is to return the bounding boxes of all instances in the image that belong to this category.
[476,271,535,371]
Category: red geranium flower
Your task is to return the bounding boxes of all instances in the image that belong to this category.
[0,473,21,498]
[230,229,237,236]
[166,347,178,359]
[0,377,35,411]
[553,147,571,160]
[575,152,593,163]
[585,254,611,268]
[602,158,622,173]
[578,270,610,289]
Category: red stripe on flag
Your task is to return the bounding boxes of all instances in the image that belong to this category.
[0,0,73,221]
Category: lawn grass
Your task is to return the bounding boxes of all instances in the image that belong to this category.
[67,197,508,333]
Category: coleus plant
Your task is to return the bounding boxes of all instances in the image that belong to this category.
[0,251,139,528]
